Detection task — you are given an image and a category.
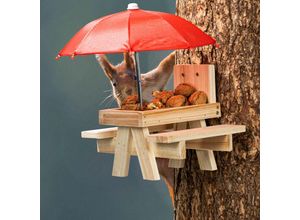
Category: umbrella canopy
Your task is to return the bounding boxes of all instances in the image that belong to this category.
[57,3,216,58]
[57,3,216,110]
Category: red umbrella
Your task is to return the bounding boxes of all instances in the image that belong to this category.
[57,3,216,109]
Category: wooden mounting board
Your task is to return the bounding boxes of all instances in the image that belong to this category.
[174,64,216,103]
[99,103,221,127]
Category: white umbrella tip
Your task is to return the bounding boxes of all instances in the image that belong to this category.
[127,3,139,10]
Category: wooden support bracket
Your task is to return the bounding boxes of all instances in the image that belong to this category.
[189,120,217,171]
[168,122,187,168]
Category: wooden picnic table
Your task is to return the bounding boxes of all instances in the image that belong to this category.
[81,64,246,181]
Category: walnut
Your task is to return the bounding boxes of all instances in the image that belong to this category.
[188,91,208,105]
[152,90,174,104]
[174,83,196,97]
[166,95,186,107]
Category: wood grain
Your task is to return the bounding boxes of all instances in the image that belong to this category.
[112,127,131,177]
[99,103,221,127]
[131,128,160,181]
[147,124,246,143]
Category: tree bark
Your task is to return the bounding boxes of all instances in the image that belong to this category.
[174,0,260,219]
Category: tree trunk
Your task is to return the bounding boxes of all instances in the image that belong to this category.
[174,0,260,219]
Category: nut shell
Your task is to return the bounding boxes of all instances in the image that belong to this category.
[166,95,186,107]
[188,91,208,105]
[174,83,196,97]
[152,90,174,104]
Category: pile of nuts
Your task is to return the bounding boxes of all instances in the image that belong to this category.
[121,83,208,111]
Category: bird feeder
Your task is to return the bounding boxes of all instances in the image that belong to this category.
[82,64,246,180]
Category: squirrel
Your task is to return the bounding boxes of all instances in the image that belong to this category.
[96,51,176,205]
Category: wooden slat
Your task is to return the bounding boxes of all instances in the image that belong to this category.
[186,135,232,151]
[100,110,143,127]
[169,122,187,168]
[96,135,232,155]
[99,103,221,127]
[168,158,185,168]
[189,120,217,171]
[131,128,160,181]
[196,150,217,171]
[81,127,117,139]
[112,127,131,177]
[82,125,173,140]
[147,124,246,143]
[97,138,186,159]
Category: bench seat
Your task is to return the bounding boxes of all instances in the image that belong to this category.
[147,124,246,143]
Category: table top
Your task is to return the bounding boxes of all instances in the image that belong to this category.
[99,103,221,127]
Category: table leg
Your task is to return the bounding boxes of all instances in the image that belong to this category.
[112,127,131,177]
[189,120,217,171]
[131,127,160,181]
[168,122,187,168]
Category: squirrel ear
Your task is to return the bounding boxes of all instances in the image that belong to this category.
[95,54,115,80]
[123,52,135,70]
[157,51,175,73]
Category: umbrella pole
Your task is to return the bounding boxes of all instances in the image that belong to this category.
[134,52,143,110]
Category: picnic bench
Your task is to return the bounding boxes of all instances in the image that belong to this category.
[81,64,246,180]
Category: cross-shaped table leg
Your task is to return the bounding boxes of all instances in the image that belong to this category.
[112,127,131,177]
[131,127,160,181]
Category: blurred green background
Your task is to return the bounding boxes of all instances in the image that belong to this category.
[41,0,175,219]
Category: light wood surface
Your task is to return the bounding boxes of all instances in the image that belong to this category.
[168,159,185,168]
[196,150,217,171]
[147,124,246,143]
[96,135,232,155]
[81,127,117,139]
[99,103,221,127]
[112,127,131,177]
[82,125,174,140]
[131,128,160,180]
[186,135,232,151]
[168,122,187,168]
[189,120,217,171]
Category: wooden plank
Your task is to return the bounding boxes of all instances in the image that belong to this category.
[148,124,174,133]
[96,135,232,155]
[97,138,186,159]
[150,141,186,160]
[81,127,117,139]
[100,109,143,127]
[186,135,232,152]
[147,124,246,143]
[112,127,131,177]
[168,159,185,168]
[196,150,217,171]
[82,125,174,140]
[189,120,217,171]
[131,128,160,180]
[169,122,187,168]
[99,103,221,127]
[174,64,216,103]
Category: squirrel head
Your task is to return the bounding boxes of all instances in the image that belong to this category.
[96,52,137,106]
